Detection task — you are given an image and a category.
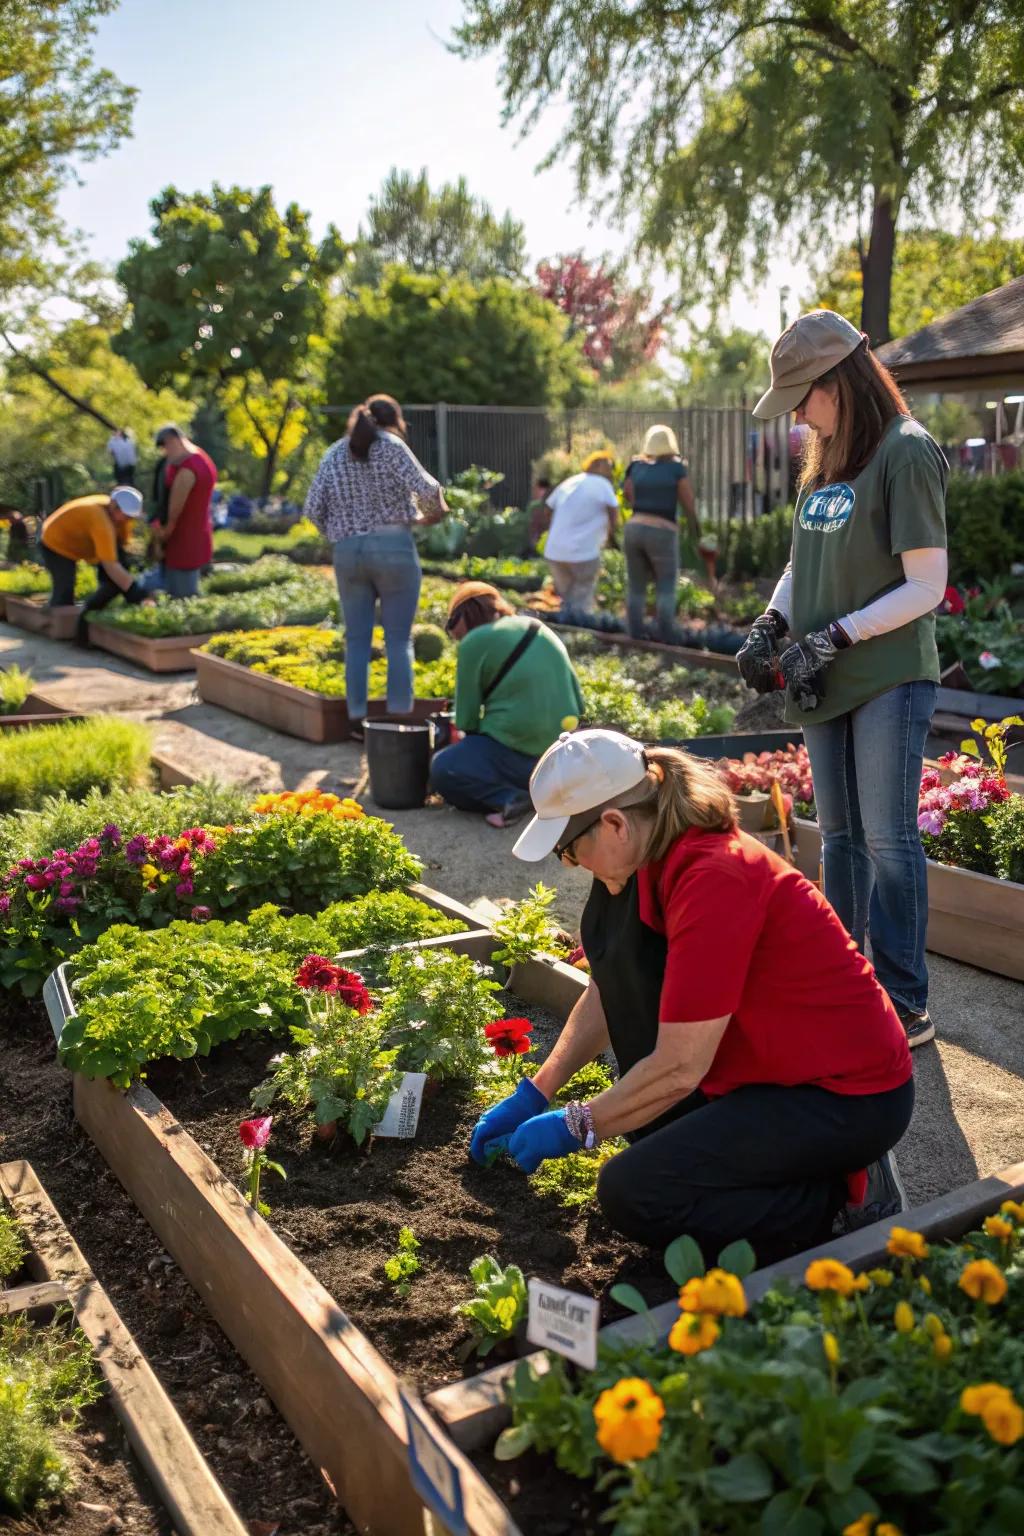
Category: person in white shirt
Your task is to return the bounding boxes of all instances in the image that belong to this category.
[544,451,620,614]
[107,428,138,486]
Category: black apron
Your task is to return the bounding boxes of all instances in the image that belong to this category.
[580,873,698,1140]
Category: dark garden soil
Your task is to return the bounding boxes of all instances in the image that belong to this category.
[5,1389,174,1536]
[0,992,355,1536]
[150,994,675,1397]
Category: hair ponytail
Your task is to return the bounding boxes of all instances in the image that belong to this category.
[347,406,379,462]
[610,746,737,863]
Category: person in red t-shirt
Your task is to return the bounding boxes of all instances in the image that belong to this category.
[147,423,217,596]
[470,729,914,1265]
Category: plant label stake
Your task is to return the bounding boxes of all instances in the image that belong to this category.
[374,1072,427,1139]
[400,1389,468,1536]
[527,1278,599,1370]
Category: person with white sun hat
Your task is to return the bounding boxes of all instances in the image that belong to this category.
[470,727,914,1263]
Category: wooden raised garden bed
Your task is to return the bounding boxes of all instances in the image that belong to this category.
[0,690,86,730]
[3,594,81,640]
[87,622,215,673]
[0,1159,247,1536]
[548,619,744,675]
[195,648,450,743]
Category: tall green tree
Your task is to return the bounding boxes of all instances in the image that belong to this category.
[114,185,346,495]
[810,228,1024,341]
[350,168,526,286]
[455,2,1024,343]
[325,267,588,413]
[0,0,134,307]
[677,325,770,406]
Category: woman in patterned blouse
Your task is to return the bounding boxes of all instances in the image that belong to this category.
[304,395,447,736]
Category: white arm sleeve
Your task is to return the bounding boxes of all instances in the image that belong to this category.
[767,563,793,624]
[838,548,948,644]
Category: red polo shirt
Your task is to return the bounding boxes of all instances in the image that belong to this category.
[164,448,216,570]
[638,826,911,1099]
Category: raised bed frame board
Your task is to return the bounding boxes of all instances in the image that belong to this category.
[0,1158,247,1536]
[0,689,86,730]
[87,622,215,673]
[547,619,744,675]
[3,594,81,640]
[195,648,450,743]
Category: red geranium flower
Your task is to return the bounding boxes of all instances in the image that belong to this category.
[941,585,965,616]
[239,1115,273,1150]
[294,955,372,1013]
[485,1017,534,1058]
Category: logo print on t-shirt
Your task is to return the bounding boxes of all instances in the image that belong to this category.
[799,482,855,533]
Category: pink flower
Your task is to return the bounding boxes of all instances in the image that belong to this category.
[0,894,11,916]
[24,872,53,890]
[918,809,946,836]
[175,879,194,898]
[190,905,212,922]
[239,1116,273,1150]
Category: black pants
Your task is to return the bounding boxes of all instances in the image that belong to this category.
[597,1076,915,1267]
[112,461,135,486]
[41,545,78,606]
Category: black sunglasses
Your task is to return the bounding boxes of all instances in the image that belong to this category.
[554,811,605,866]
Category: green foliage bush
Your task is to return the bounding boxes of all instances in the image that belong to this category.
[200,554,298,594]
[0,718,152,812]
[0,1211,25,1281]
[577,653,736,739]
[0,1313,101,1516]
[201,624,457,700]
[411,622,449,662]
[710,505,793,581]
[0,666,34,716]
[0,564,96,598]
[376,944,502,1080]
[88,573,337,637]
[946,472,1024,584]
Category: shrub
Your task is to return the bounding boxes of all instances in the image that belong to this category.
[0,1314,101,1516]
[946,472,1024,584]
[411,622,449,662]
[0,564,97,598]
[376,945,502,1080]
[87,572,337,637]
[200,554,298,594]
[0,718,152,812]
[0,666,34,716]
[0,1211,25,1282]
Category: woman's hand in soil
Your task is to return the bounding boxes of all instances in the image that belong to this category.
[505,1110,581,1175]
[470,1077,548,1165]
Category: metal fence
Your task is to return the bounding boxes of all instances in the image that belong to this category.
[322,403,795,527]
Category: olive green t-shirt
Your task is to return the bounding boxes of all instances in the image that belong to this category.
[454,615,585,758]
[786,416,948,725]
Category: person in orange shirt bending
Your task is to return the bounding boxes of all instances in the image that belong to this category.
[41,487,150,644]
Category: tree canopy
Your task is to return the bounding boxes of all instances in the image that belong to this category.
[677,325,771,407]
[534,253,666,378]
[325,267,589,413]
[349,168,527,286]
[0,0,135,307]
[810,228,1024,341]
[455,1,1024,343]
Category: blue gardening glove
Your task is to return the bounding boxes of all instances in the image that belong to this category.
[506,1109,582,1174]
[778,628,841,712]
[470,1077,547,1165]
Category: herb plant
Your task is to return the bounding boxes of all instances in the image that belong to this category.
[200,554,297,594]
[88,572,337,637]
[384,1227,422,1298]
[0,666,34,715]
[491,883,560,969]
[529,1141,625,1209]
[0,563,96,598]
[0,1312,101,1516]
[0,717,152,812]
[0,1210,25,1282]
[457,1254,527,1356]
[376,946,502,1081]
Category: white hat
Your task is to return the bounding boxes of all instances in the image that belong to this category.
[513,729,649,862]
[642,424,680,457]
[110,487,143,517]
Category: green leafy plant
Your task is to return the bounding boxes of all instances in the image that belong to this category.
[529,1140,625,1209]
[0,717,152,812]
[377,945,502,1080]
[0,1312,102,1516]
[491,883,560,968]
[0,666,34,716]
[200,623,456,700]
[0,563,97,598]
[0,1210,25,1282]
[384,1227,422,1298]
[200,554,298,594]
[458,1254,528,1356]
[88,572,337,637]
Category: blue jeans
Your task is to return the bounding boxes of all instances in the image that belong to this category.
[332,526,421,720]
[624,519,678,638]
[430,733,537,814]
[140,564,201,597]
[802,680,936,1014]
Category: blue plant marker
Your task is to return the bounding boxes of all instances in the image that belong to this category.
[400,1390,469,1536]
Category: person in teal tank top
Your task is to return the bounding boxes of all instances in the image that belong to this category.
[741,311,948,1051]
[623,424,701,638]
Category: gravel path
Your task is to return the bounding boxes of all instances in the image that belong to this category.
[3,620,1022,1211]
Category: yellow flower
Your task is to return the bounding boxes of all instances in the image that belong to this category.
[842,1516,876,1536]
[822,1331,840,1366]
[999,1199,1024,1223]
[678,1269,747,1318]
[961,1382,1011,1416]
[877,1526,903,1536]
[958,1259,1007,1305]
[867,1268,894,1288]
[893,1301,915,1334]
[932,1333,953,1361]
[139,862,158,881]
[593,1378,665,1464]
[981,1394,1024,1446]
[852,1272,871,1292]
[922,1312,944,1340]
[804,1258,857,1296]
[918,1276,932,1296]
[886,1227,929,1261]
[668,1312,719,1356]
[983,1215,1014,1240]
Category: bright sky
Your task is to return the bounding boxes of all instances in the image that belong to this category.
[58,0,810,346]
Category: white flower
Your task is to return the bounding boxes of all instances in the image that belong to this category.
[978,651,1001,670]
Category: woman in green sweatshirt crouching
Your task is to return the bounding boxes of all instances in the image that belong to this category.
[430,581,585,829]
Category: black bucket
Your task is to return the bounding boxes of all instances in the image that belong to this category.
[365,721,432,810]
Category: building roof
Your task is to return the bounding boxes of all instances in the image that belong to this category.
[877,275,1024,384]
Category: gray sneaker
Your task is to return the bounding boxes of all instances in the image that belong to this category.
[897,1006,935,1048]
[832,1150,908,1236]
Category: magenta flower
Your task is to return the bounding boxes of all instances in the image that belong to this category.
[124,835,149,865]
[239,1116,273,1150]
[24,872,52,891]
[190,905,212,922]
[918,809,946,836]
[175,879,194,899]
[101,824,122,847]
[0,894,11,916]
[54,895,80,915]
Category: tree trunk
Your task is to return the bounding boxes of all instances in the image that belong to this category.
[859,191,897,347]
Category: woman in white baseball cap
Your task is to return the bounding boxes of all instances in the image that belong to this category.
[739,311,948,1050]
[469,728,914,1263]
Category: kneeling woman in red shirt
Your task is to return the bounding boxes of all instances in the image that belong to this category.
[470,729,914,1264]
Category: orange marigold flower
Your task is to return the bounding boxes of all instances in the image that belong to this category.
[961,1382,1012,1416]
[678,1268,747,1318]
[804,1258,856,1296]
[886,1227,929,1260]
[983,1215,1014,1240]
[981,1394,1024,1446]
[958,1259,1007,1305]
[842,1516,876,1536]
[893,1301,915,1334]
[593,1378,665,1464]
[1000,1199,1024,1223]
[932,1333,953,1362]
[668,1312,719,1356]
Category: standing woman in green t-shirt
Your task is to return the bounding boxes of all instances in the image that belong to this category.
[738,312,948,1050]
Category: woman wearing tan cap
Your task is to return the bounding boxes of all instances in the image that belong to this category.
[622,424,699,639]
[740,311,948,1050]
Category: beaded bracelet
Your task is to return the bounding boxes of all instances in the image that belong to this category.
[564,1100,599,1150]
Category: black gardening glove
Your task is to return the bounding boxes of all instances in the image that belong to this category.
[736,608,789,693]
[779,625,850,712]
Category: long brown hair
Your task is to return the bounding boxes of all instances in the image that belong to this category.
[347,393,408,461]
[602,746,737,864]
[800,342,909,490]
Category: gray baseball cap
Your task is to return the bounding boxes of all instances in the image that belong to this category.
[753,310,864,420]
